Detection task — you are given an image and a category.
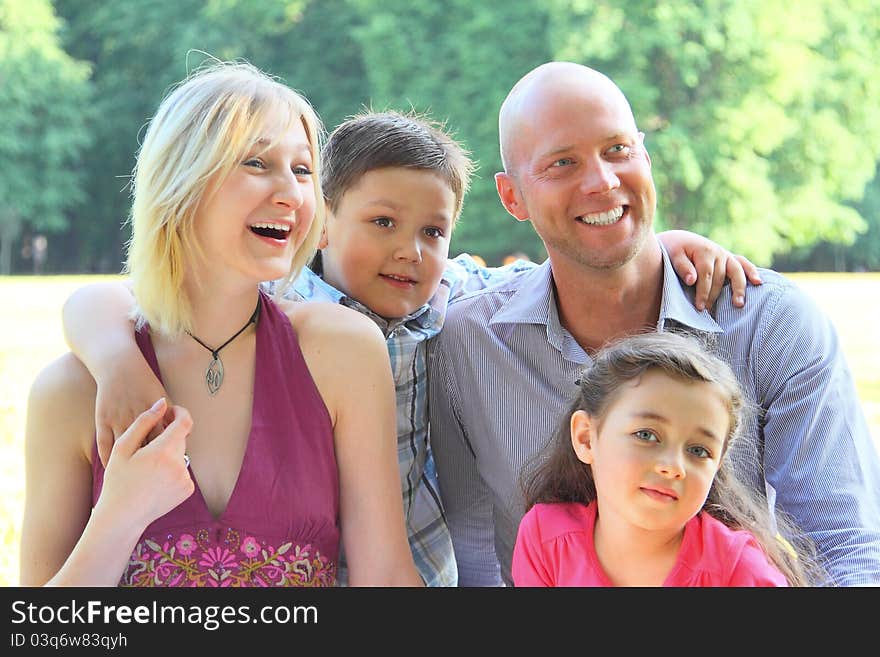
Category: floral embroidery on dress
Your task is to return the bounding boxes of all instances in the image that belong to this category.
[122,527,336,587]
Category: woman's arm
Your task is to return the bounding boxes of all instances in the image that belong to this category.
[20,356,193,586]
[293,303,423,586]
[61,281,169,466]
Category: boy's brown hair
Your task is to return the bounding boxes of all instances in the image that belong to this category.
[321,110,474,223]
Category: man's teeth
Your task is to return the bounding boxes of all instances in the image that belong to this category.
[577,206,624,225]
[250,222,291,232]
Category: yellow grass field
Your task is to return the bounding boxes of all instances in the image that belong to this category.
[1,273,878,586]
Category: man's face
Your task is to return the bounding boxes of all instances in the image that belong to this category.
[320,167,455,319]
[497,76,657,273]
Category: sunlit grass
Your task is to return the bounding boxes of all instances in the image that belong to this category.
[1,273,877,586]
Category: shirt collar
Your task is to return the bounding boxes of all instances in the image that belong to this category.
[488,259,573,353]
[487,241,723,337]
[656,242,723,335]
[294,251,437,334]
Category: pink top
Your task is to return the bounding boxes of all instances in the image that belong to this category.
[92,292,339,587]
[512,501,788,587]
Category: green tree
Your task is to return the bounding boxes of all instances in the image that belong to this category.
[53,0,313,272]
[347,0,552,263]
[0,0,91,273]
[774,168,880,271]
[549,0,880,265]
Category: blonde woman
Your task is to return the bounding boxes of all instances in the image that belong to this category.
[20,61,421,587]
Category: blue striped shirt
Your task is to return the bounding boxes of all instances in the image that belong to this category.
[429,245,880,586]
[284,253,534,586]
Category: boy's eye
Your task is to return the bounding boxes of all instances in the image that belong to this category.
[634,429,658,443]
[688,445,712,459]
[424,227,444,239]
[372,217,393,228]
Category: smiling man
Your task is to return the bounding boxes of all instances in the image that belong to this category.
[429,62,880,587]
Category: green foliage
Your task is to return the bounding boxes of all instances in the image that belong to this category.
[345,0,552,262]
[548,0,880,265]
[52,0,312,272]
[0,0,92,273]
[2,0,879,271]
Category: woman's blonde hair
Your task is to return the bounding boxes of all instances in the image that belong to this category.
[124,60,324,336]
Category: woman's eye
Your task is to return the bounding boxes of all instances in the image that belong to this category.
[244,158,266,169]
[292,165,313,176]
[634,429,658,442]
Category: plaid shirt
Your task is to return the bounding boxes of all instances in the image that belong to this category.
[282,253,535,586]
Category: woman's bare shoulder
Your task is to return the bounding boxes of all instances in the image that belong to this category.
[27,353,96,457]
[283,302,391,418]
[284,301,385,349]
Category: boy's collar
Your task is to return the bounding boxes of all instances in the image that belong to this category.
[307,250,436,334]
[308,250,325,276]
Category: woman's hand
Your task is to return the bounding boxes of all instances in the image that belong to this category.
[96,398,194,531]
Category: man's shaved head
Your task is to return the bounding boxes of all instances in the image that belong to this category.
[498,62,637,175]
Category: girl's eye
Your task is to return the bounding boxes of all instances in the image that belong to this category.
[292,165,313,176]
[373,217,393,228]
[688,445,711,459]
[634,429,658,443]
[244,158,266,169]
[424,227,444,239]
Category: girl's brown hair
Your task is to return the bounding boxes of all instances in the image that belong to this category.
[521,331,828,586]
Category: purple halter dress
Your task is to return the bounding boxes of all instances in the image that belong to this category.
[92,292,339,587]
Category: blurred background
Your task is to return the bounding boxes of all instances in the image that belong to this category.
[2,0,880,271]
[1,0,878,585]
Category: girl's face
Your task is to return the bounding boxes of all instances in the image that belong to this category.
[572,369,730,536]
[192,118,316,289]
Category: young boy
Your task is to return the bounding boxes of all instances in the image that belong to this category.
[61,110,759,586]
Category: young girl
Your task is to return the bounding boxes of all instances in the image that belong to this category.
[512,332,824,587]
[19,61,422,586]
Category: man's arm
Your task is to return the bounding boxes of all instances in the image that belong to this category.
[429,335,504,586]
[754,281,880,585]
[61,281,168,466]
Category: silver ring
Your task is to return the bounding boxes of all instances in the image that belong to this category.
[183,454,190,468]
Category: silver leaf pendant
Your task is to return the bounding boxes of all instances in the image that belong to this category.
[205,357,224,396]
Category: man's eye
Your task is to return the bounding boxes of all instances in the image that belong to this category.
[424,227,444,238]
[551,157,574,167]
[606,144,632,157]
[634,429,658,442]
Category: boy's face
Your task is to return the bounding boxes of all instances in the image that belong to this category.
[321,167,456,319]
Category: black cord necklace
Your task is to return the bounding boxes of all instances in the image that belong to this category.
[186,295,262,396]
